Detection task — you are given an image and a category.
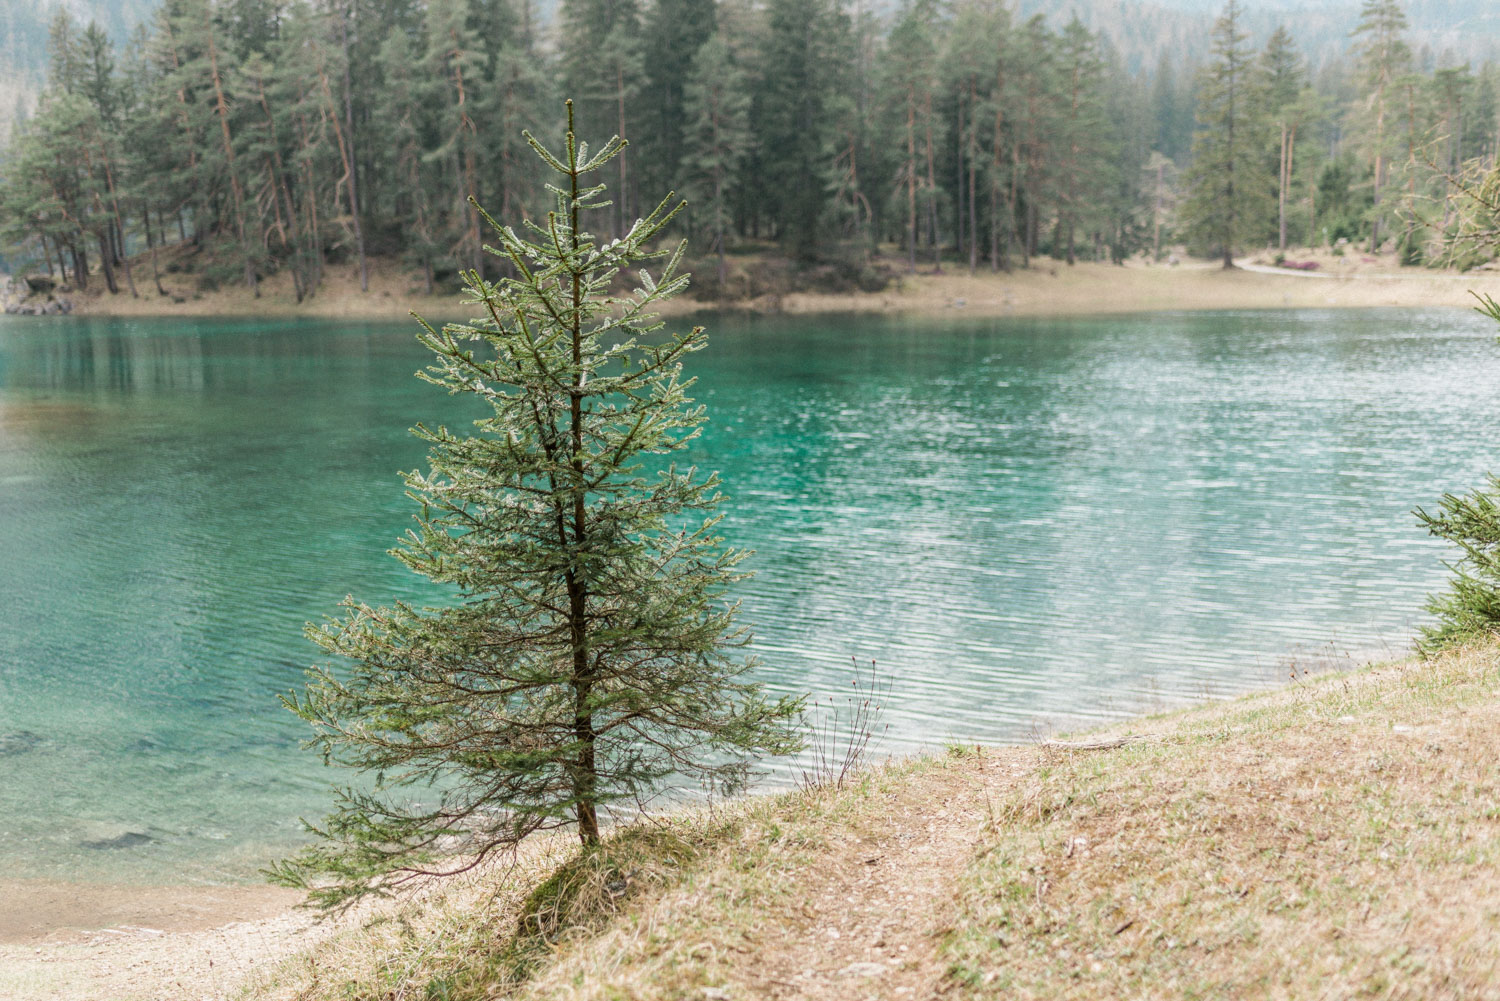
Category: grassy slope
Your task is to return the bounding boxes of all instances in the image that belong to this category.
[238,636,1500,1001]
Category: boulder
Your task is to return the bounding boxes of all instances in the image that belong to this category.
[23,273,57,295]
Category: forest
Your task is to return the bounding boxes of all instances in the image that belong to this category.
[3,0,1500,302]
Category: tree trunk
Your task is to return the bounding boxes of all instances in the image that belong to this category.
[101,152,137,297]
[563,111,599,846]
[97,232,118,294]
[924,90,940,271]
[338,3,368,293]
[906,91,916,273]
[257,71,307,302]
[617,64,629,243]
[967,79,978,275]
[205,20,257,295]
[319,67,368,286]
[144,201,167,296]
[955,85,964,261]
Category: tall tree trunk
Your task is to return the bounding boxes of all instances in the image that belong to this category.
[319,68,367,286]
[257,72,307,301]
[967,79,978,274]
[1371,78,1386,253]
[905,90,916,273]
[1153,160,1164,261]
[338,3,369,292]
[955,85,964,260]
[990,65,1006,272]
[924,90,940,271]
[562,107,599,846]
[617,64,629,241]
[101,151,137,297]
[143,200,167,296]
[205,20,257,295]
[1278,123,1289,252]
[445,33,482,277]
[96,232,118,294]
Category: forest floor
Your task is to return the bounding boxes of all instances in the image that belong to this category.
[7,635,1500,1000]
[41,243,1500,323]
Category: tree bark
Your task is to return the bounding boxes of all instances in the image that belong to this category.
[205,19,257,295]
[338,3,369,292]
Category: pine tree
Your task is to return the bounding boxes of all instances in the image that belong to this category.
[1181,0,1271,268]
[943,0,1004,273]
[637,0,717,205]
[1414,290,1500,649]
[373,29,441,294]
[681,32,749,290]
[1259,25,1306,252]
[269,104,803,907]
[883,1,941,273]
[1054,17,1107,265]
[1352,0,1411,251]
[753,0,853,258]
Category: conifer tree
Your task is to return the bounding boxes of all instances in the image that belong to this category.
[1259,25,1306,252]
[1352,0,1411,251]
[681,32,749,289]
[1055,17,1107,265]
[754,0,853,257]
[1181,0,1270,268]
[884,0,941,273]
[270,105,802,907]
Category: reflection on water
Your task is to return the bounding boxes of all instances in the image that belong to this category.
[0,309,1496,883]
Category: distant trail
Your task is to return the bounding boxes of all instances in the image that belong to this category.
[1234,259,1481,281]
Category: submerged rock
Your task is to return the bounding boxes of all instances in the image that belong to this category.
[0,730,42,755]
[81,830,155,851]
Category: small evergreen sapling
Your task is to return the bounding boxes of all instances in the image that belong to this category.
[269,103,803,908]
[1414,292,1500,651]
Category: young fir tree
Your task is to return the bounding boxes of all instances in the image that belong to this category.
[1414,293,1500,650]
[269,104,803,908]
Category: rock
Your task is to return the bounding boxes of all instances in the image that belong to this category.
[22,274,57,295]
[838,961,887,978]
[0,730,42,755]
[82,831,155,851]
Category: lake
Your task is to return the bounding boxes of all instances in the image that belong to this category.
[1,307,1496,884]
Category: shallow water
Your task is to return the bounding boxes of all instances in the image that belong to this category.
[1,308,1496,883]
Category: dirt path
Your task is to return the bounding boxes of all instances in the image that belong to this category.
[710,753,1024,1001]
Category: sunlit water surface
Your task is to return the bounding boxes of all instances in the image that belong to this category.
[1,308,1496,882]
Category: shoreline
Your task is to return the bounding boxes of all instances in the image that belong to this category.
[8,637,1496,1000]
[12,250,1500,324]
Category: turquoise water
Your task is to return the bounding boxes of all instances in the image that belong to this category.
[1,308,1497,883]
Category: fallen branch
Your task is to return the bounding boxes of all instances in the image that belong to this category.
[1039,734,1156,752]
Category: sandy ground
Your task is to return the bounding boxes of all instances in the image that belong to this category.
[44,247,1500,323]
[0,881,316,1001]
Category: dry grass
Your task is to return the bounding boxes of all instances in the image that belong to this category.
[227,636,1500,1001]
[946,640,1500,1000]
